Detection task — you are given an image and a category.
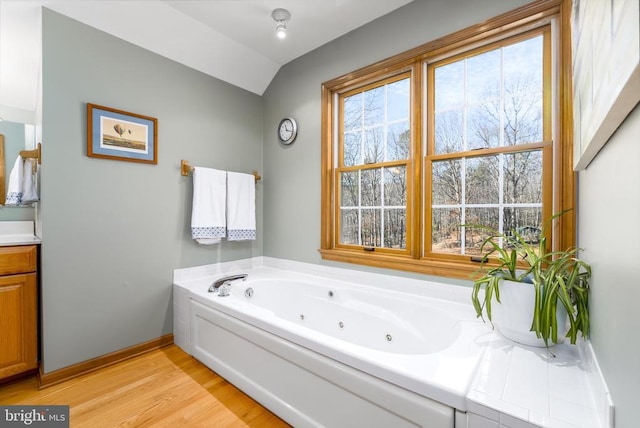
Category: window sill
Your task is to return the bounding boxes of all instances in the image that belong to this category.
[318,248,482,281]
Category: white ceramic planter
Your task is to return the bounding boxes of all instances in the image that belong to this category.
[492,279,567,347]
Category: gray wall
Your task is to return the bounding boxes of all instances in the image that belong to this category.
[578,104,640,428]
[41,9,263,372]
[261,0,529,283]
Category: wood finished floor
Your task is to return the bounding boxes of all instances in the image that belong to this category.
[0,345,290,427]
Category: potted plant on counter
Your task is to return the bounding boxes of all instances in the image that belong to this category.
[468,213,591,348]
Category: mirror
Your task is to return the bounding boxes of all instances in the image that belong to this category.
[0,134,4,205]
[0,120,38,220]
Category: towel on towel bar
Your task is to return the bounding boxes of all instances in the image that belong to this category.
[191,167,227,245]
[5,157,24,206]
[226,171,256,241]
[21,159,39,204]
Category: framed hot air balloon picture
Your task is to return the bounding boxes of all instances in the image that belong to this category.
[87,103,158,164]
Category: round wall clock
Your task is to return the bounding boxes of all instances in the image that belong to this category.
[277,117,298,145]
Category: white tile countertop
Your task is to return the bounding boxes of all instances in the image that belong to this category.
[466,334,614,428]
[0,221,41,246]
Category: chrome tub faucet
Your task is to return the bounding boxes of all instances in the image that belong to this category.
[208,273,248,294]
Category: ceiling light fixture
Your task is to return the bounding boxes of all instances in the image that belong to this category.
[271,8,291,40]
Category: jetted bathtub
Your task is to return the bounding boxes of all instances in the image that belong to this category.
[173,258,491,428]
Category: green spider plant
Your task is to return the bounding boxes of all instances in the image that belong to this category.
[466,212,591,347]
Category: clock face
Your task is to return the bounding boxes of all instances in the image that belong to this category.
[278,117,297,145]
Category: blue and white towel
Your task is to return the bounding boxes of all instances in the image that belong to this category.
[191,167,227,245]
[226,171,256,241]
[21,159,39,204]
[5,157,40,206]
[5,157,24,206]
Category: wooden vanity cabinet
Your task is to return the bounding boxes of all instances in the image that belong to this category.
[0,245,38,381]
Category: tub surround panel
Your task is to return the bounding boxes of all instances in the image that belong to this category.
[192,301,454,428]
[174,257,609,428]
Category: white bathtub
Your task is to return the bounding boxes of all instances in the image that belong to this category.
[173,258,491,428]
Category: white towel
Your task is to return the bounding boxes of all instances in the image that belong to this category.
[191,167,227,245]
[21,159,39,204]
[5,157,23,206]
[226,171,256,241]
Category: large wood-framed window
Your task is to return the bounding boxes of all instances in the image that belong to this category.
[320,0,575,279]
[337,72,414,254]
[426,28,552,262]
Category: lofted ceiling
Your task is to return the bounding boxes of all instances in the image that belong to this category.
[0,0,414,119]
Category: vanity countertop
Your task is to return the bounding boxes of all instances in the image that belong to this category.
[0,221,41,246]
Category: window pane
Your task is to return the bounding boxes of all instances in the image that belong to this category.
[467,48,501,104]
[364,86,384,126]
[435,61,464,111]
[344,93,362,132]
[361,209,381,247]
[466,156,499,204]
[387,120,410,161]
[344,131,362,166]
[433,33,544,154]
[341,77,410,167]
[339,166,407,250]
[340,209,359,245]
[503,150,542,204]
[364,126,384,163]
[432,159,462,205]
[431,208,462,254]
[503,36,543,145]
[429,33,547,259]
[504,91,542,145]
[384,166,406,206]
[340,171,359,207]
[467,102,500,149]
[430,151,543,255]
[503,36,542,94]
[361,168,381,206]
[465,207,499,255]
[503,207,542,243]
[387,78,410,121]
[384,209,406,249]
[435,109,464,154]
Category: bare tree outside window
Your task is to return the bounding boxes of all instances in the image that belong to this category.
[430,34,545,256]
[323,13,567,279]
[339,76,410,249]
[336,33,547,257]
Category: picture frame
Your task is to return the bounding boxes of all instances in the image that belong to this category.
[87,103,158,164]
[571,0,639,170]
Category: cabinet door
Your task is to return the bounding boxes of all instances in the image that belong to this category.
[0,246,37,276]
[0,273,37,379]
